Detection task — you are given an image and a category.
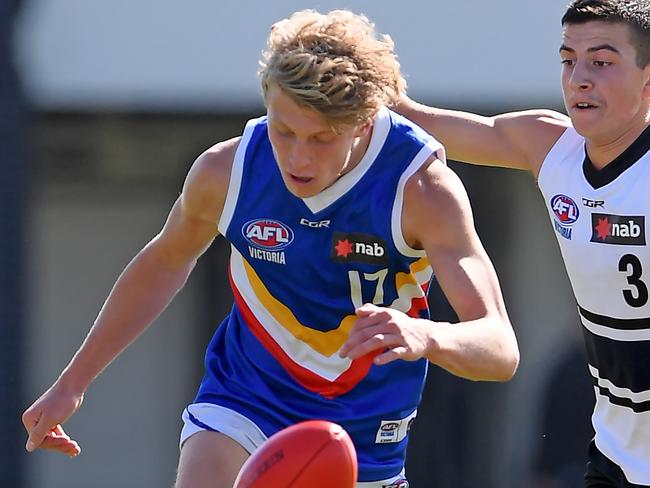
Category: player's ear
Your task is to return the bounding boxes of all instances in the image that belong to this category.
[353,119,373,138]
[643,63,650,100]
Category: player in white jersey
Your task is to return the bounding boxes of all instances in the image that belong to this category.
[398,0,650,486]
[21,9,519,488]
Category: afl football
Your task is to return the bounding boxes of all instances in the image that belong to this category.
[233,420,357,488]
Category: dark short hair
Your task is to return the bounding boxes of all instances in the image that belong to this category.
[562,0,650,67]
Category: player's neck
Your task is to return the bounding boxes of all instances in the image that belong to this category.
[586,115,650,170]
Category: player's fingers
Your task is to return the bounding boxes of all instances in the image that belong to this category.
[51,424,71,438]
[347,314,381,336]
[22,405,45,432]
[355,303,382,317]
[342,332,400,360]
[40,434,72,448]
[40,435,81,457]
[349,316,376,336]
[352,306,398,334]
[374,346,408,366]
[41,442,81,457]
[340,321,382,356]
[25,416,55,452]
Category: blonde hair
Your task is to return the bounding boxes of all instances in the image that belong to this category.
[259,9,406,130]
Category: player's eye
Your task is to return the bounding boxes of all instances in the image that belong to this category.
[560,58,575,66]
[273,126,294,137]
[314,134,335,144]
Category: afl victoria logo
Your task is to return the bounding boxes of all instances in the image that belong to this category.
[242,219,294,250]
[550,194,579,224]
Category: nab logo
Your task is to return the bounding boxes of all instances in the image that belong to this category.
[242,219,294,250]
[331,232,388,265]
[591,214,646,246]
[551,194,580,224]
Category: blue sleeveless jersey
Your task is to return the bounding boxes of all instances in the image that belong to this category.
[194,107,444,481]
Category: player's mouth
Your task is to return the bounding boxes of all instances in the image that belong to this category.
[289,173,314,184]
[573,101,599,110]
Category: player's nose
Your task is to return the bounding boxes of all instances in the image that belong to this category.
[287,142,312,170]
[568,61,593,91]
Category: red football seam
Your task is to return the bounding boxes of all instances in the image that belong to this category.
[287,437,336,487]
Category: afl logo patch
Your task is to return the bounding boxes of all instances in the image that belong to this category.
[550,194,579,224]
[381,422,400,432]
[242,219,294,250]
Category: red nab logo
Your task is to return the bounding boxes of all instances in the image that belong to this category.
[551,194,580,224]
[331,232,388,265]
[591,214,646,246]
[242,219,294,250]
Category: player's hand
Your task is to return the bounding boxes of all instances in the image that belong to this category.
[339,303,436,365]
[22,384,84,457]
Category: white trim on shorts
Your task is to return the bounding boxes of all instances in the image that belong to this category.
[180,402,268,454]
[179,402,408,488]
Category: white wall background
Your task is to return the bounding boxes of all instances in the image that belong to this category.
[16,0,568,111]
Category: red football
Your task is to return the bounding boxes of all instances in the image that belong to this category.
[233,420,358,488]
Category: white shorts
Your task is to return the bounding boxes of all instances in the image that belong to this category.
[180,402,409,488]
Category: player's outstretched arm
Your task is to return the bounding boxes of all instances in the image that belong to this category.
[22,137,239,456]
[396,96,570,177]
[340,158,519,381]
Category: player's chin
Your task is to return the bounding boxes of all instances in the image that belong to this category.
[568,110,603,135]
[285,184,320,198]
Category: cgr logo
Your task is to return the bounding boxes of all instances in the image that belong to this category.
[591,214,646,245]
[242,219,294,250]
[583,198,605,208]
[299,218,330,228]
[551,194,580,224]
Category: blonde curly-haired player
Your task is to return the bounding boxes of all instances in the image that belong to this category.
[22,10,519,487]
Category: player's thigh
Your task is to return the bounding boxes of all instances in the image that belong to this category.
[175,430,249,488]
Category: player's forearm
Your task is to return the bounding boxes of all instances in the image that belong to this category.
[426,317,519,382]
[55,243,196,394]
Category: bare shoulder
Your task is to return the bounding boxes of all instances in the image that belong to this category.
[181,136,240,224]
[402,156,475,250]
[495,109,571,177]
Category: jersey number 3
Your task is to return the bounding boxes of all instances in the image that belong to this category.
[618,254,648,308]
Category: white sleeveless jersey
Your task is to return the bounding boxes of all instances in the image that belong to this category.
[538,125,650,485]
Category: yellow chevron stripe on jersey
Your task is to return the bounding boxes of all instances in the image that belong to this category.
[240,253,352,357]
